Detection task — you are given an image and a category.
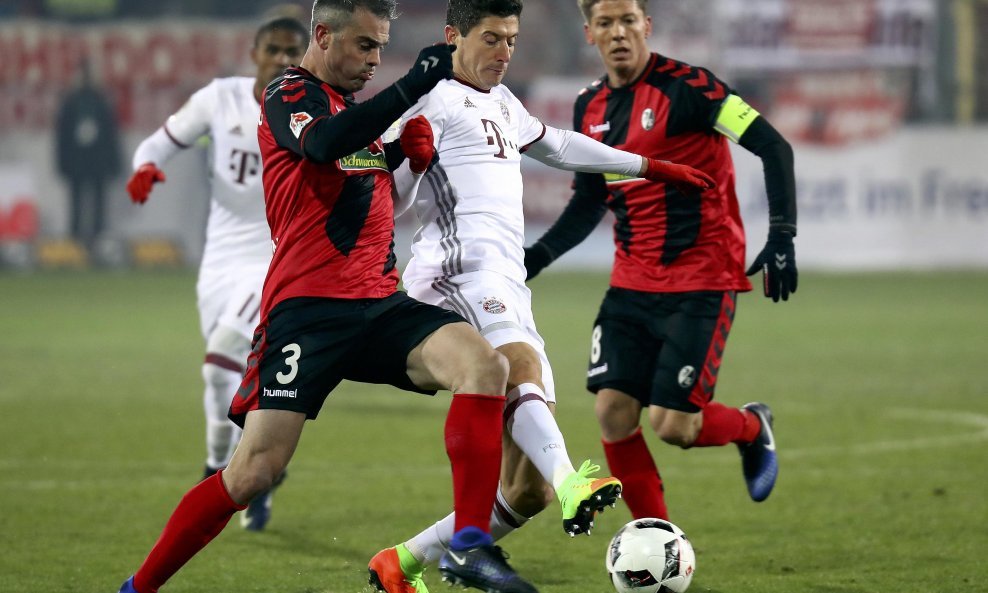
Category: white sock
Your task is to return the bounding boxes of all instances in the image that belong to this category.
[202,361,243,469]
[506,383,575,490]
[405,486,529,565]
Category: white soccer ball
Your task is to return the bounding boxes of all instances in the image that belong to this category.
[605,518,696,593]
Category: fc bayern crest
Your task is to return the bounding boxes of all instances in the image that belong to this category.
[498,101,511,123]
[641,108,655,131]
[481,296,507,314]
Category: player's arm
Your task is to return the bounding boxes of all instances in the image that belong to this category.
[267,45,453,164]
[523,173,609,280]
[524,125,714,192]
[714,94,799,301]
[127,83,214,204]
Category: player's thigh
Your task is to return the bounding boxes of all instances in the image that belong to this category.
[409,272,555,399]
[651,291,737,413]
[405,320,507,394]
[344,292,499,394]
[586,289,658,405]
[224,408,306,502]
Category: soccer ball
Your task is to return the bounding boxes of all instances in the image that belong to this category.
[605,518,696,593]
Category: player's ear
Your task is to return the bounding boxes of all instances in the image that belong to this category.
[315,22,333,50]
[583,23,593,45]
[643,15,653,38]
[444,24,458,46]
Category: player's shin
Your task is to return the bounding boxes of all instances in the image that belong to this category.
[602,429,668,520]
[444,393,505,537]
[132,471,247,593]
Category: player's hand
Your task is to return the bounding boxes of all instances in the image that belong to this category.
[746,230,798,302]
[126,163,166,204]
[400,44,455,97]
[400,116,435,174]
[523,242,554,281]
[642,158,716,193]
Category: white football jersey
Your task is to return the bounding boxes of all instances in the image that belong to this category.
[399,79,546,286]
[164,77,271,270]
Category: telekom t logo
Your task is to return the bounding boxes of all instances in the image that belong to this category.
[481,118,517,160]
[230,149,261,185]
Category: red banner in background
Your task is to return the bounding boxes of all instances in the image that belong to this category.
[785,0,877,50]
[0,22,255,131]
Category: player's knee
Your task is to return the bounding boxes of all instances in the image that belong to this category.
[468,348,510,393]
[224,456,284,502]
[595,395,639,441]
[652,417,697,448]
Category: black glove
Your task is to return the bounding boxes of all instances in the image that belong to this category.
[745,230,797,302]
[524,242,554,281]
[397,44,455,99]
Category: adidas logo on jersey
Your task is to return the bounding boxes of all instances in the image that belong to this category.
[463,97,477,109]
[229,125,243,136]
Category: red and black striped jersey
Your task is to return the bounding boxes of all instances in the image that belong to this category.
[257,67,401,316]
[573,53,751,293]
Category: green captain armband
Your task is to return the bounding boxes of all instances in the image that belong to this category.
[714,94,760,143]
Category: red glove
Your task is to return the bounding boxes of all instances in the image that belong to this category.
[400,115,435,174]
[643,158,716,193]
[126,163,166,204]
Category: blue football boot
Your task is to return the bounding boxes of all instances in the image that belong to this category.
[738,402,778,502]
[438,544,538,593]
[117,576,137,593]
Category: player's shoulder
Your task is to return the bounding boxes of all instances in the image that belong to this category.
[209,76,256,101]
[645,54,729,100]
[575,76,607,107]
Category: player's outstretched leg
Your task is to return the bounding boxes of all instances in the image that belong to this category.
[240,469,287,531]
[737,402,778,502]
[117,576,137,593]
[437,527,538,593]
[369,544,430,593]
[556,459,622,536]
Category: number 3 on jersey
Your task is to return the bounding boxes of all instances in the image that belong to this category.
[276,343,301,384]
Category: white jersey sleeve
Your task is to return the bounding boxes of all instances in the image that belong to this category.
[524,125,643,176]
[131,81,216,169]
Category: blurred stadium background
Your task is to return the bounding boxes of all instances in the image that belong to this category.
[2,3,987,592]
[0,0,986,270]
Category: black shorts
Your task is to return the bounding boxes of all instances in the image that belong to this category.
[229,292,465,427]
[586,287,737,413]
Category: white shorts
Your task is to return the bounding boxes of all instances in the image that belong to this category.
[405,270,556,402]
[196,263,268,343]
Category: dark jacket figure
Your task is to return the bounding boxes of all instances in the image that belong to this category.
[55,61,122,246]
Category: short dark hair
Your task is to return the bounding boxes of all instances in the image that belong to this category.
[255,16,310,48]
[310,0,399,36]
[446,0,523,36]
[577,0,647,22]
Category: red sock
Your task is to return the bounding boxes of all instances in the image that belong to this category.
[445,392,505,533]
[133,471,247,593]
[603,428,668,520]
[693,402,760,447]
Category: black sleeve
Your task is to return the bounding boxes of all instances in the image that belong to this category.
[265,79,416,165]
[533,173,609,262]
[738,116,797,235]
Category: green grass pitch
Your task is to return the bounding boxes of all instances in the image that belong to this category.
[1,270,986,593]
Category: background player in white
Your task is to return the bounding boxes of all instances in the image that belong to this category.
[367,2,714,591]
[125,17,309,531]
